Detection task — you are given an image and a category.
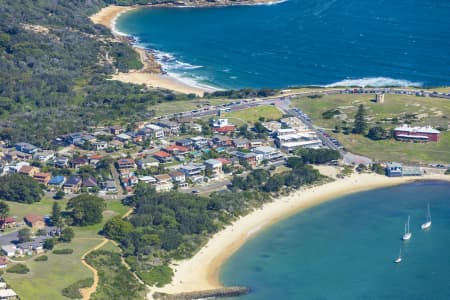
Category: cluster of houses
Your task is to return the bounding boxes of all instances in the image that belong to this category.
[0,114,327,195]
[0,144,108,194]
[0,213,54,259]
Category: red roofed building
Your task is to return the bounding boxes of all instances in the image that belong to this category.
[153,151,172,162]
[214,125,236,134]
[24,214,45,230]
[117,158,136,169]
[217,158,231,165]
[19,166,39,177]
[0,217,16,229]
[33,172,51,185]
[394,125,440,142]
[163,145,190,155]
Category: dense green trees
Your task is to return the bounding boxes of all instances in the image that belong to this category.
[367,126,388,140]
[353,104,368,134]
[60,227,75,242]
[18,228,32,243]
[66,194,106,226]
[103,216,133,241]
[295,148,340,164]
[0,1,194,145]
[0,174,43,203]
[0,201,10,229]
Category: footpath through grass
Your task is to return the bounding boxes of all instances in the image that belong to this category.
[3,198,129,300]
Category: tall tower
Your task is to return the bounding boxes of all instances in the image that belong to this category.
[376,93,385,104]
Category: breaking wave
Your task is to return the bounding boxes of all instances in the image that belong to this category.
[325,77,422,88]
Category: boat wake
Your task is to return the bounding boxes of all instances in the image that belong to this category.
[325,77,422,88]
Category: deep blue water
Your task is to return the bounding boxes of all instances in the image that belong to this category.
[116,0,450,89]
[219,181,450,299]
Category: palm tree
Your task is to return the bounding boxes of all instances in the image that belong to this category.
[0,201,10,230]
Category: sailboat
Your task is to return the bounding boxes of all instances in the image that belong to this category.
[421,203,432,230]
[394,248,402,263]
[402,216,412,241]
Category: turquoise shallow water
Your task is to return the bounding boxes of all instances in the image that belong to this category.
[116,0,450,89]
[220,181,450,299]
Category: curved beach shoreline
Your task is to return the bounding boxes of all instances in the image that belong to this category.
[90,5,209,96]
[149,173,450,299]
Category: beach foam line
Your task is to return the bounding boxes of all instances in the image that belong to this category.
[325,77,422,88]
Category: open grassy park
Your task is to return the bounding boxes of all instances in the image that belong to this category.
[293,93,450,163]
[2,197,130,300]
[221,105,284,126]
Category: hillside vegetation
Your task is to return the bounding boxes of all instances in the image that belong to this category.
[0,0,193,147]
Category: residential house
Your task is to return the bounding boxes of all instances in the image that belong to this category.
[70,157,89,169]
[176,139,193,148]
[232,151,259,168]
[33,172,51,185]
[179,163,205,177]
[137,176,157,184]
[253,146,284,163]
[47,176,66,190]
[63,176,82,193]
[109,140,124,150]
[24,214,45,230]
[153,151,172,163]
[110,125,124,135]
[122,176,138,191]
[169,171,186,183]
[82,177,98,191]
[163,145,190,155]
[157,120,180,136]
[249,139,265,148]
[153,174,173,192]
[214,125,236,134]
[115,133,132,143]
[54,157,69,168]
[0,217,16,229]
[117,158,136,169]
[213,135,233,147]
[262,121,282,132]
[145,124,165,139]
[18,165,39,177]
[0,288,18,300]
[102,180,117,193]
[15,142,39,154]
[33,150,55,161]
[1,245,17,258]
[15,151,33,161]
[275,132,322,152]
[232,138,250,149]
[92,140,108,151]
[204,159,223,176]
[212,118,230,128]
[138,157,159,169]
[190,136,209,149]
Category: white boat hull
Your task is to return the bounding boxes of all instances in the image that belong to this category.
[402,232,412,240]
[421,221,431,230]
[395,258,402,263]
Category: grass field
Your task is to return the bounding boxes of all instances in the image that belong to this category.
[221,105,284,126]
[293,93,450,163]
[293,93,450,130]
[151,98,231,116]
[3,197,129,300]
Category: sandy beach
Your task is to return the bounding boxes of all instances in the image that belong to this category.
[149,172,450,299]
[90,5,208,96]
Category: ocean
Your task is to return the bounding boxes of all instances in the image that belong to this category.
[220,181,450,299]
[115,0,450,90]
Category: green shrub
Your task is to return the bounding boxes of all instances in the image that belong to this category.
[53,248,74,255]
[34,255,48,262]
[61,278,93,299]
[7,263,30,274]
[137,265,174,287]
